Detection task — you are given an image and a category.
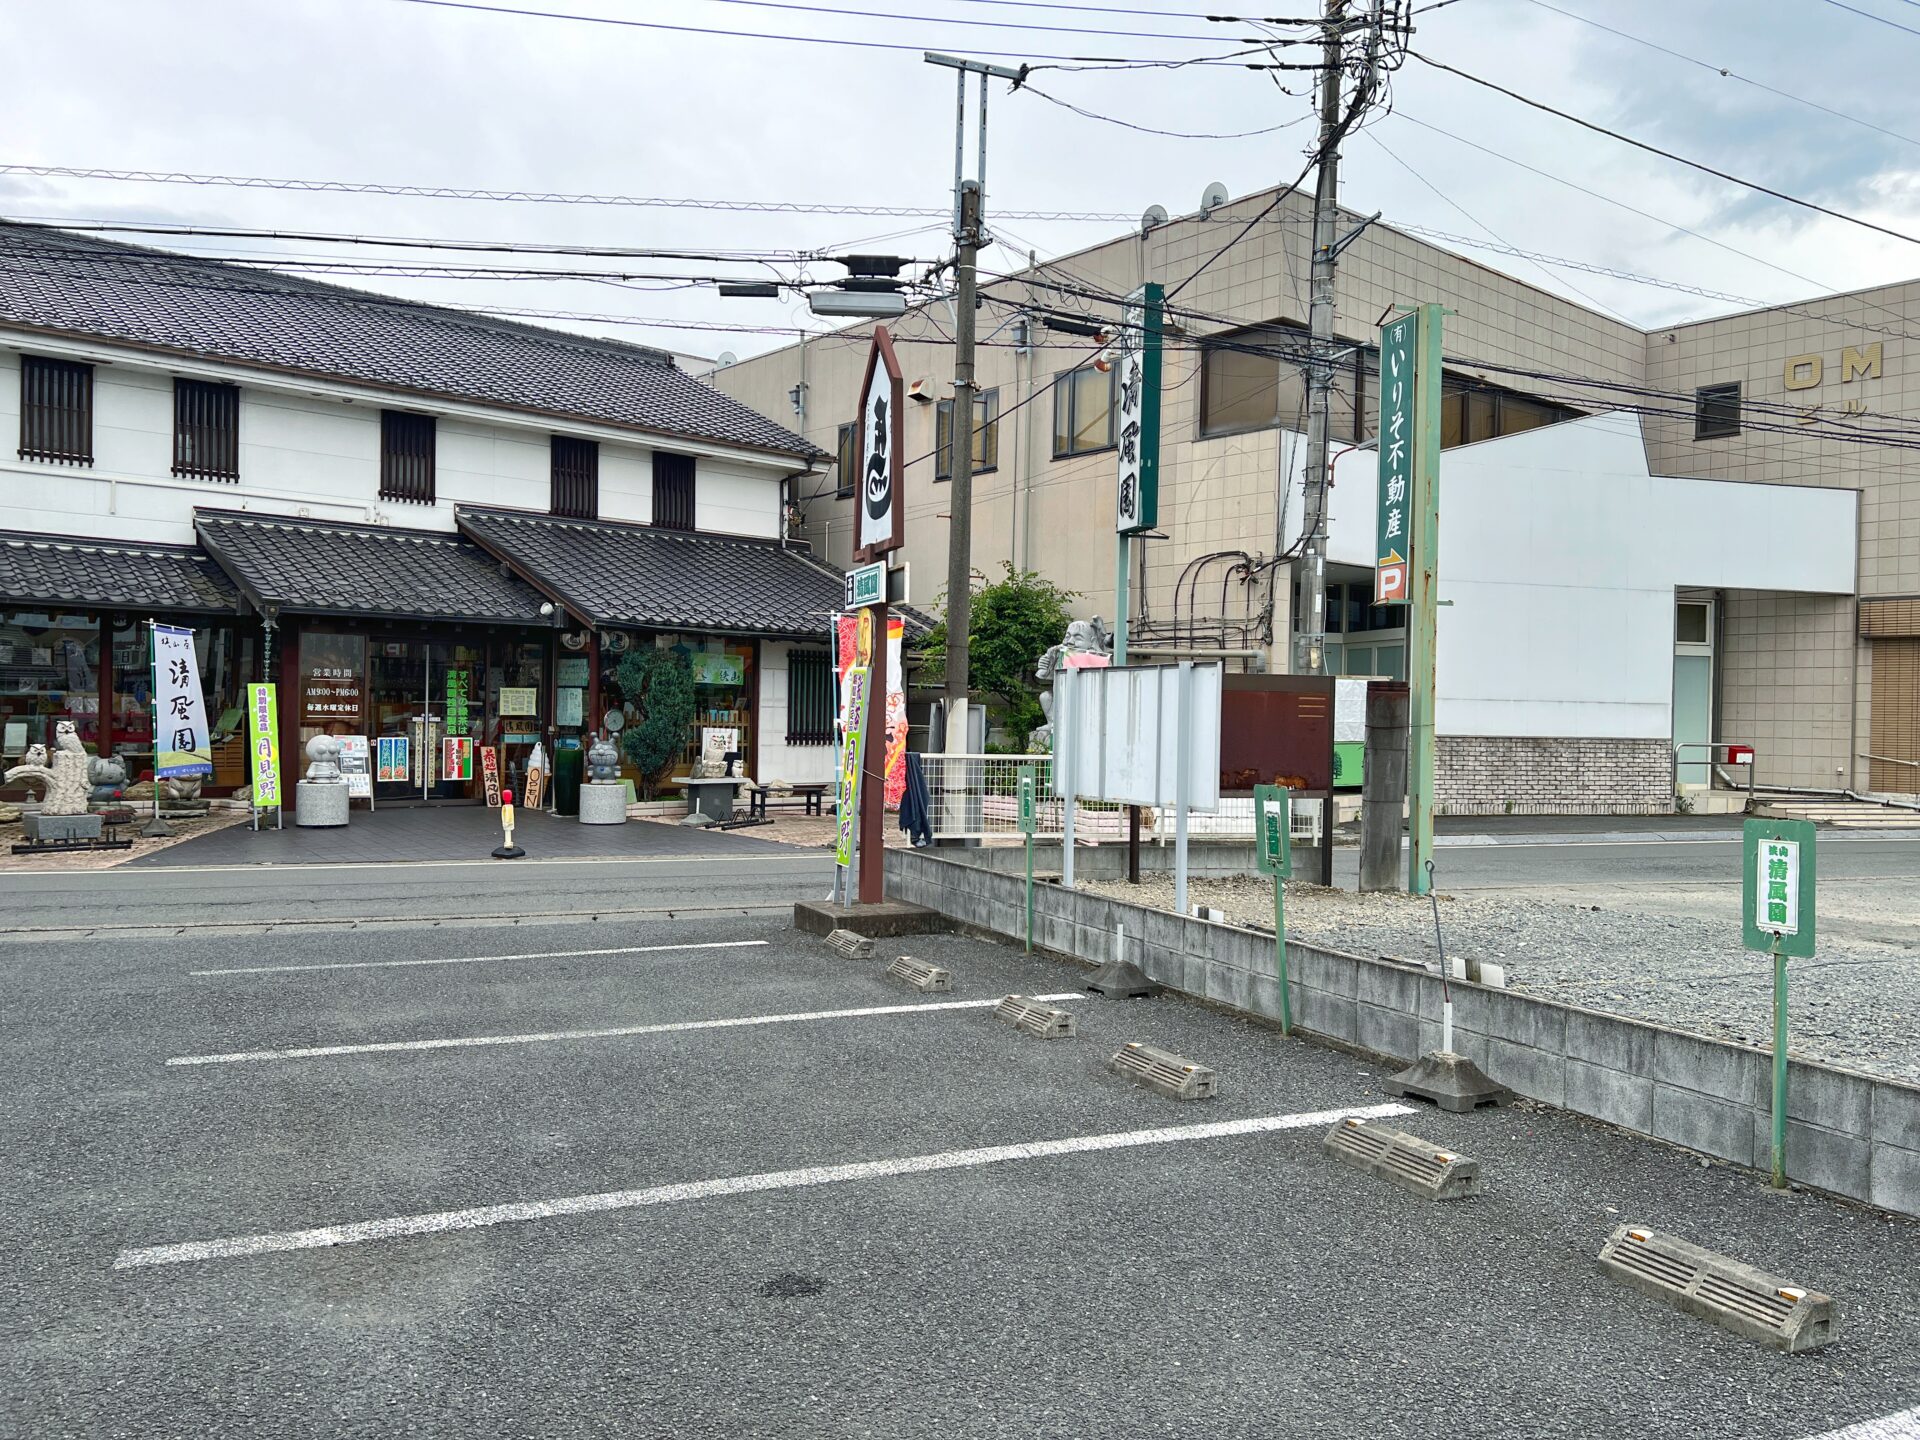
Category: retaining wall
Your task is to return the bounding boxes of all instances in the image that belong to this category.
[886,847,1920,1220]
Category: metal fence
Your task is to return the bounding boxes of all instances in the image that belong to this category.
[917,753,1323,846]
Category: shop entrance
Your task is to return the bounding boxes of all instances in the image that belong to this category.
[367,638,488,803]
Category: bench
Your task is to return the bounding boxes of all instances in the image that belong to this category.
[746,783,830,820]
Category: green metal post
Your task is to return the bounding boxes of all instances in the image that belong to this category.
[1025,828,1034,954]
[1273,874,1293,1035]
[1113,532,1130,666]
[1407,303,1444,895]
[1771,935,1788,1189]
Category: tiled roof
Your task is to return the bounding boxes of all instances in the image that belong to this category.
[193,510,550,625]
[0,222,823,461]
[456,506,851,639]
[0,529,238,614]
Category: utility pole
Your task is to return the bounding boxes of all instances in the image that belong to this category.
[1295,0,1349,676]
[925,51,1020,758]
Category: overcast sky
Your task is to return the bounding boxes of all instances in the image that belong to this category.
[4,0,1918,363]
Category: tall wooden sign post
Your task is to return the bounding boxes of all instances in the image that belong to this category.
[852,326,905,905]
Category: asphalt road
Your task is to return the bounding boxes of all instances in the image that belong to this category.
[6,884,1920,1437]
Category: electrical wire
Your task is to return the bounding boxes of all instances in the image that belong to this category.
[1017,80,1317,136]
[1817,0,1920,37]
[699,0,1250,41]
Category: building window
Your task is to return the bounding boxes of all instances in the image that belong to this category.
[1199,323,1367,441]
[1695,382,1741,440]
[173,379,239,481]
[835,422,857,498]
[653,451,695,531]
[935,388,1000,480]
[1052,365,1117,458]
[785,649,834,745]
[19,356,94,466]
[550,435,598,518]
[380,410,436,504]
[1438,380,1582,449]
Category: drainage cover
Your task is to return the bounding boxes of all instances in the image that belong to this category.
[1108,1043,1216,1099]
[1322,1117,1482,1200]
[994,995,1077,1038]
[884,955,951,993]
[1597,1225,1837,1353]
[827,929,875,959]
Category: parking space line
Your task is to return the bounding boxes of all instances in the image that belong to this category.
[1807,1407,1920,1440]
[192,938,772,977]
[113,1101,1415,1269]
[165,993,1087,1067]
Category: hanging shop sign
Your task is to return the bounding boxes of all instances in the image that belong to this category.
[854,326,906,560]
[151,624,213,778]
[1116,282,1163,534]
[245,682,281,809]
[480,745,502,807]
[1375,309,1419,606]
[377,734,409,783]
[689,652,746,687]
[844,561,886,611]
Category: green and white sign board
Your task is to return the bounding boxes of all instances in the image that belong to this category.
[1017,773,1037,835]
[844,561,885,611]
[1742,817,1816,957]
[1115,282,1162,534]
[1253,784,1292,878]
[1374,309,1418,606]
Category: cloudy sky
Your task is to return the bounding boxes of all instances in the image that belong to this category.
[4,0,1918,361]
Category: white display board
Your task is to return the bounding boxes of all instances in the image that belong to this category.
[1053,662,1221,811]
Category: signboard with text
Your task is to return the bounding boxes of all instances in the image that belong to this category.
[1375,309,1419,606]
[1253,784,1293,879]
[854,327,905,560]
[480,745,502,807]
[152,624,213,778]
[1743,818,1817,958]
[377,734,409,783]
[845,561,885,611]
[834,665,871,868]
[1116,282,1163,534]
[245,682,280,809]
[337,735,372,799]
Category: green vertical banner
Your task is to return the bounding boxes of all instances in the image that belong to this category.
[1374,309,1418,605]
[245,682,281,811]
[834,665,871,869]
[1115,282,1162,534]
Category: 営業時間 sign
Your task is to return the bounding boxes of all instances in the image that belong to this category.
[1375,309,1418,606]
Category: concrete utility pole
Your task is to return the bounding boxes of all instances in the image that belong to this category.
[945,180,982,747]
[1296,0,1349,676]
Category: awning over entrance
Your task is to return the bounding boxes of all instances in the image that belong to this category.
[194,509,550,626]
[0,529,238,615]
[456,505,846,638]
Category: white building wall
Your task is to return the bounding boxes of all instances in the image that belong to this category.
[756,639,836,785]
[1321,414,1859,741]
[695,458,781,539]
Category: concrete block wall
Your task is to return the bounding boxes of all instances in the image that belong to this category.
[1437,736,1673,816]
[887,848,1920,1219]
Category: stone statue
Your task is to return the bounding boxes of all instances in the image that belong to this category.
[88,754,128,808]
[4,720,91,816]
[304,734,345,784]
[586,734,620,785]
[1029,617,1114,753]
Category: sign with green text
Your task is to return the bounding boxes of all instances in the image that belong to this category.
[1115,282,1162,534]
[1742,817,1816,957]
[1374,309,1418,606]
[1017,772,1037,835]
[1253,784,1292,878]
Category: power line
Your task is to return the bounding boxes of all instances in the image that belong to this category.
[1018,80,1317,136]
[699,0,1254,41]
[1818,0,1920,37]
[1411,51,1920,250]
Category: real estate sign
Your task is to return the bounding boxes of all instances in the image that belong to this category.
[1375,309,1418,606]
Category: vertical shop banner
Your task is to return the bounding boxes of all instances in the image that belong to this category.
[834,665,871,868]
[152,624,213,777]
[245,682,281,809]
[479,746,502,807]
[525,741,547,810]
[1115,282,1163,533]
[376,735,409,783]
[835,613,907,807]
[854,326,905,559]
[1375,310,1419,605]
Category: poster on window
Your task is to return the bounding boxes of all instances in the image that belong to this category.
[377,735,409,783]
[152,624,213,779]
[443,736,473,782]
[835,613,906,808]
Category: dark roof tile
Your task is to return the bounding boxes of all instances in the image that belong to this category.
[0,529,237,614]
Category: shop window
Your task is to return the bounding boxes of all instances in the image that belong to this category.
[551,435,598,519]
[173,379,240,481]
[835,422,857,499]
[19,356,94,466]
[380,410,436,504]
[786,649,833,745]
[1695,382,1741,439]
[1052,364,1117,458]
[653,452,696,531]
[935,389,1000,480]
[0,613,100,784]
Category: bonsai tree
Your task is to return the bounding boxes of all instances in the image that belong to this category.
[916,561,1077,750]
[613,647,695,799]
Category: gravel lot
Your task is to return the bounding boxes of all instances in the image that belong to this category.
[1080,872,1920,1084]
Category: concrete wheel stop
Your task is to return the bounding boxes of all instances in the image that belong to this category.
[1384,1051,1511,1112]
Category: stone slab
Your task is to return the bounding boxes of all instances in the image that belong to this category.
[22,813,102,842]
[793,899,947,939]
[294,782,349,829]
[577,784,628,825]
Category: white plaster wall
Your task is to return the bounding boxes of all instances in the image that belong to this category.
[600,446,652,526]
[756,640,837,785]
[695,457,781,539]
[1322,413,1859,739]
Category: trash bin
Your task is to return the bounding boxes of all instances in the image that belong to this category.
[554,745,584,817]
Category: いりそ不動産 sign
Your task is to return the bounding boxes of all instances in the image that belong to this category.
[1374,309,1418,606]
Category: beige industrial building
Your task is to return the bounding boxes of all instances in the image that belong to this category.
[710,183,1912,812]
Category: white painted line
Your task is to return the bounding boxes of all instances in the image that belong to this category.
[114,1101,1415,1269]
[192,938,772,977]
[166,992,1087,1067]
[1805,1407,1920,1440]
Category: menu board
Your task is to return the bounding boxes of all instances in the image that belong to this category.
[336,735,372,799]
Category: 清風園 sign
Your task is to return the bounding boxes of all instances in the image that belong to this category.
[1375,309,1418,606]
[1115,282,1162,534]
[1743,817,1816,958]
[152,624,213,778]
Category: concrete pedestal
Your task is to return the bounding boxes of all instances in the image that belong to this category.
[23,812,102,842]
[578,784,628,825]
[295,781,350,828]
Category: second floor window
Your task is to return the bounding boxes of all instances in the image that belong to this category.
[653,451,695,531]
[935,389,1000,480]
[173,379,240,481]
[835,422,857,499]
[19,355,94,466]
[551,435,598,518]
[1052,365,1116,458]
[1695,382,1741,440]
[380,410,436,505]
